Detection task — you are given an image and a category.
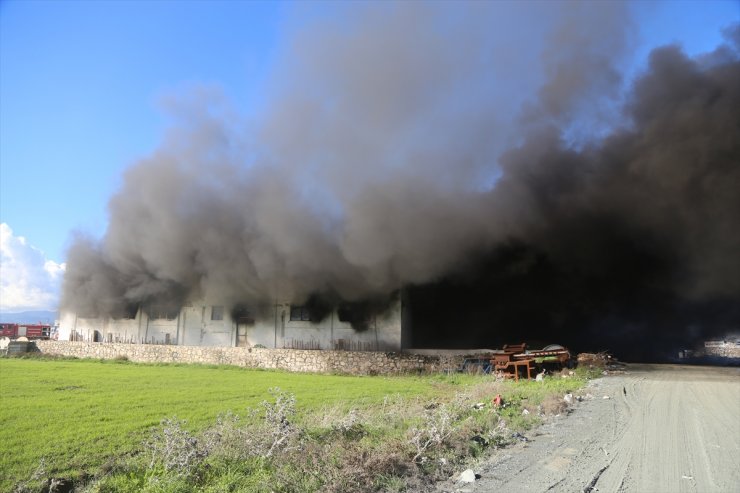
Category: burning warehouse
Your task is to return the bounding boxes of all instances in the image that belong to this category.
[59,5,740,361]
[59,297,405,351]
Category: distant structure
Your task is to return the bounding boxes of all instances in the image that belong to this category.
[678,338,740,361]
[702,339,740,359]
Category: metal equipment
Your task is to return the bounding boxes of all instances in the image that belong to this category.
[491,343,572,380]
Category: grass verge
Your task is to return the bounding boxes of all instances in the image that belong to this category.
[1,357,596,492]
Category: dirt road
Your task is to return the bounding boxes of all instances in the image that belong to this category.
[443,364,740,493]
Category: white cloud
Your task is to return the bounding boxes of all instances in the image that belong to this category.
[0,223,65,312]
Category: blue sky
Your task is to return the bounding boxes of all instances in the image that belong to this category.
[1,0,738,312]
[1,1,282,258]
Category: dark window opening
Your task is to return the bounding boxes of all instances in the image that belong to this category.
[115,304,139,320]
[289,305,311,321]
[211,306,224,321]
[149,306,178,320]
[231,304,255,324]
[337,302,376,332]
[123,304,138,319]
[288,295,333,323]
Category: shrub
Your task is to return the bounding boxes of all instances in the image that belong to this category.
[408,403,455,463]
[144,417,206,476]
[330,409,367,440]
[260,387,301,458]
[21,370,596,492]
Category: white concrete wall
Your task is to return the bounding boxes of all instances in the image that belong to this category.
[248,306,279,347]
[58,298,403,351]
[142,313,179,344]
[277,299,402,351]
[162,303,232,347]
[58,312,76,341]
[59,311,143,342]
[201,308,233,346]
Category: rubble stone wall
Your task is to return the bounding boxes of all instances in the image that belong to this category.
[33,341,464,376]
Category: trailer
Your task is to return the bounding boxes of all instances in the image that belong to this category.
[491,343,572,381]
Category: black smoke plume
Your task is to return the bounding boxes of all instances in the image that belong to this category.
[61,3,740,360]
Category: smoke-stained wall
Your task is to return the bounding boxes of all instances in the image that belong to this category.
[58,298,403,350]
[60,3,740,360]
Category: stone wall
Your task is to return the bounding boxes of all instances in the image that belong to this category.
[34,341,465,376]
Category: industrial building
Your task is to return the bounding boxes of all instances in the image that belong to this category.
[58,299,405,351]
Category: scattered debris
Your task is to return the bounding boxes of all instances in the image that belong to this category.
[459,469,477,483]
[522,408,530,415]
[578,352,609,367]
[602,396,611,399]
[560,369,575,378]
[583,464,610,492]
[512,432,529,442]
[471,435,488,446]
[577,352,624,371]
[493,394,503,407]
[472,402,485,410]
[564,393,574,404]
[681,475,694,480]
[46,478,74,493]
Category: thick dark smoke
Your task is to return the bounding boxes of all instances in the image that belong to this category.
[61,3,740,359]
[408,34,740,358]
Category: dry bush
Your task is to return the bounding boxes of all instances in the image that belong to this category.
[363,448,410,479]
[219,387,303,459]
[11,458,47,493]
[462,381,505,403]
[144,387,303,479]
[135,381,561,492]
[273,440,409,493]
[260,387,300,457]
[199,411,251,460]
[144,417,206,475]
[539,394,568,416]
[408,405,455,463]
[331,408,367,440]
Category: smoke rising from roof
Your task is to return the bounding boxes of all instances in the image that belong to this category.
[61,4,739,356]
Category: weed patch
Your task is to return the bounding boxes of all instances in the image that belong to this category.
[1,358,596,492]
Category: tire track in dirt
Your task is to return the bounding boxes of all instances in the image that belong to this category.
[439,364,740,493]
[598,365,740,493]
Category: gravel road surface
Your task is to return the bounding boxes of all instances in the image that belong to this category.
[440,364,740,493]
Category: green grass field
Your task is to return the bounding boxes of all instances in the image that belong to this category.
[0,357,449,490]
[1,357,594,492]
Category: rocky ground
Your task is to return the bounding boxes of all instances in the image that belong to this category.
[437,364,740,493]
